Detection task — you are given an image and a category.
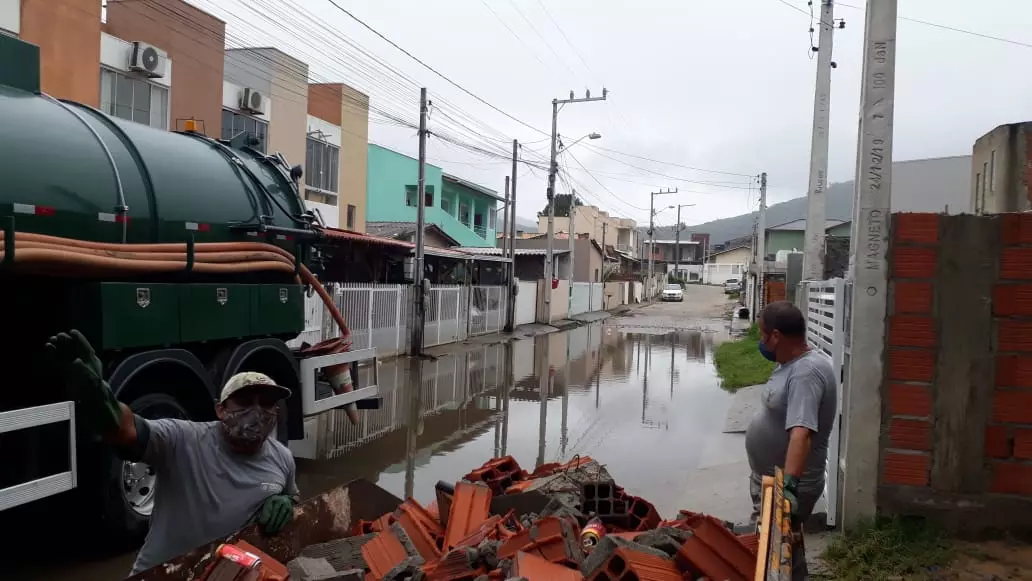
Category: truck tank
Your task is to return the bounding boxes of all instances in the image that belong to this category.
[0,72,309,248]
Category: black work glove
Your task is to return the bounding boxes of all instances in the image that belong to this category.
[45,330,121,437]
[256,494,294,535]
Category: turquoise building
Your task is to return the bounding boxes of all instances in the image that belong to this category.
[366,144,501,248]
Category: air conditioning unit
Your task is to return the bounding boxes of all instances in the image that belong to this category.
[128,41,168,78]
[239,88,265,115]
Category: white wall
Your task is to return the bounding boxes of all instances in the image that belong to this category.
[100,32,172,88]
[221,80,272,122]
[306,200,339,228]
[0,0,19,35]
[306,114,341,146]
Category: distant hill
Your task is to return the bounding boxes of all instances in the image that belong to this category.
[643,156,972,245]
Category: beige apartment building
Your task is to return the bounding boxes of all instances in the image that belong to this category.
[537,204,638,256]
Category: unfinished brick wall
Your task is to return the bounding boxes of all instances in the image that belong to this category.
[879,212,1032,534]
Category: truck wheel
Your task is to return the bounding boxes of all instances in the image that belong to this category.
[105,392,190,541]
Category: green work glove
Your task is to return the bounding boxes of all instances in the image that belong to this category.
[257,494,294,535]
[45,330,121,437]
[783,474,801,525]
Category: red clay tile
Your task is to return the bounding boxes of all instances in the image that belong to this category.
[498,516,581,565]
[395,501,443,560]
[444,482,493,549]
[426,500,440,522]
[676,534,747,581]
[511,551,585,581]
[692,517,755,578]
[454,514,503,548]
[422,548,485,581]
[371,513,395,532]
[589,546,682,581]
[360,529,409,580]
[737,532,760,556]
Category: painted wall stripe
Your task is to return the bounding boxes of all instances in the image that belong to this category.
[13,203,34,214]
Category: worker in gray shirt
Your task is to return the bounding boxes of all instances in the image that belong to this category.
[745,301,837,581]
[46,330,298,577]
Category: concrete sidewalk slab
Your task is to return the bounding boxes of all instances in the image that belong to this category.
[723,384,763,434]
[569,311,612,323]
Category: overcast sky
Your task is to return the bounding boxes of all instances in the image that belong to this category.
[192,0,1032,229]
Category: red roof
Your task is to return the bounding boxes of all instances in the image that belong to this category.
[318,226,414,249]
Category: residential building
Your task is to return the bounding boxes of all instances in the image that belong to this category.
[511,234,604,282]
[971,122,1032,214]
[306,83,370,231]
[762,218,850,259]
[708,244,751,265]
[646,239,702,263]
[537,204,637,257]
[2,0,224,135]
[366,222,459,248]
[366,144,500,247]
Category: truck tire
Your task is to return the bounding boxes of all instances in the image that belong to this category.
[103,391,191,542]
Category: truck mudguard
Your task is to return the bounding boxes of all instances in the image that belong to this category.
[108,349,216,412]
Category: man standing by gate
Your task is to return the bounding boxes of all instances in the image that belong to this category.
[745,301,837,580]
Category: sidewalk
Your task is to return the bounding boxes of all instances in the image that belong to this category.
[420,309,615,358]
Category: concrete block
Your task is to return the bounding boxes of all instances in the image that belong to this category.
[286,556,337,580]
[580,535,669,577]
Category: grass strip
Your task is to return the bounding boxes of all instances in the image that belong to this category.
[713,323,775,391]
[817,516,954,581]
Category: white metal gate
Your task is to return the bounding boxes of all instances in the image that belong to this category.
[803,278,846,527]
[514,281,537,325]
[469,285,508,336]
[590,282,603,312]
[426,285,467,347]
[570,282,591,315]
[334,284,409,357]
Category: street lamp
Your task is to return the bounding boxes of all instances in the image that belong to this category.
[559,132,602,151]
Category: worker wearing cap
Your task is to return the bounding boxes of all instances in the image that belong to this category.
[45,330,299,577]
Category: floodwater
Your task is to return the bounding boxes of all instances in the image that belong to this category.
[4,320,741,580]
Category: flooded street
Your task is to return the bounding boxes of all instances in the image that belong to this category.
[7,287,748,580]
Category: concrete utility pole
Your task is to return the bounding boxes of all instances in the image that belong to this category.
[674,204,694,281]
[410,87,429,356]
[501,176,510,269]
[648,188,677,292]
[802,0,840,282]
[505,140,518,332]
[569,193,577,281]
[545,89,607,308]
[842,0,897,531]
[756,173,767,313]
[601,222,607,282]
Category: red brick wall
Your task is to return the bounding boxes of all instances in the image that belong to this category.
[880,212,1032,533]
[988,214,1032,496]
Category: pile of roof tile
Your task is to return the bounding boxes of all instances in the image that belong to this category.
[284,455,762,581]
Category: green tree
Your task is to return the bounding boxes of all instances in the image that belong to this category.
[538,193,582,218]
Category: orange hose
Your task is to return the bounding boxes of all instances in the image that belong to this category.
[1,231,360,421]
[0,232,349,341]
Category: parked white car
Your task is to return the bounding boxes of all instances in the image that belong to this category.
[661,284,684,302]
[723,279,742,294]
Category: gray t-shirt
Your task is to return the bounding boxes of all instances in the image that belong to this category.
[745,349,837,491]
[130,419,298,575]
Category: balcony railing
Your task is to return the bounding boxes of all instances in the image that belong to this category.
[473,224,488,239]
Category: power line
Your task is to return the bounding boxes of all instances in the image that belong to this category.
[503,0,580,79]
[324,0,552,137]
[581,143,757,178]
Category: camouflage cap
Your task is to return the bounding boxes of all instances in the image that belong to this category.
[219,371,291,404]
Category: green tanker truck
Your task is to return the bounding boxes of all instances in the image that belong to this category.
[0,34,376,541]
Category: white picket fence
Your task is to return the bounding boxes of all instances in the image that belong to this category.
[798,278,848,528]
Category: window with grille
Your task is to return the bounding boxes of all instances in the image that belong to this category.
[221,109,268,153]
[100,68,168,130]
[305,137,340,193]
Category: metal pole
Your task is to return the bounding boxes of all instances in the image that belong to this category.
[501,176,510,267]
[505,140,519,332]
[569,193,577,281]
[410,87,428,356]
[842,0,897,531]
[674,204,682,281]
[545,99,559,292]
[802,0,837,282]
[757,172,767,312]
[648,195,655,293]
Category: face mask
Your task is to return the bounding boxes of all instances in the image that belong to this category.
[758,339,777,362]
[221,405,277,450]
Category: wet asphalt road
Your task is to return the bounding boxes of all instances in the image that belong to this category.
[6,285,744,580]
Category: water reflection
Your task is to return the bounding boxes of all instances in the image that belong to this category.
[298,322,732,515]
